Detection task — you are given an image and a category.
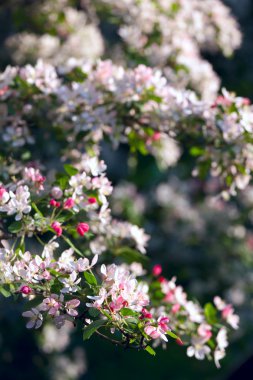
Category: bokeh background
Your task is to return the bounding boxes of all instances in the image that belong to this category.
[1,0,253,379]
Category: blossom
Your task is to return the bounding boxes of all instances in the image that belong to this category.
[22,308,43,329]
[144,316,170,342]
[39,295,61,316]
[214,296,239,329]
[197,324,212,342]
[0,186,9,204]
[0,185,31,220]
[187,337,211,360]
[65,299,80,316]
[59,271,81,293]
[23,167,45,191]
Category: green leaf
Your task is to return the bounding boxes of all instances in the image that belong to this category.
[32,202,43,217]
[84,271,97,286]
[190,147,205,157]
[8,221,22,233]
[115,247,149,265]
[0,286,11,297]
[145,345,156,356]
[83,319,105,340]
[88,308,100,318]
[64,164,79,177]
[166,330,180,340]
[120,308,138,317]
[62,235,84,256]
[56,173,69,189]
[204,303,218,324]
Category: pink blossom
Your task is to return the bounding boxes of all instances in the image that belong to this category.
[23,167,45,191]
[158,316,170,333]
[0,186,9,205]
[172,304,181,314]
[109,295,128,312]
[144,325,161,339]
[40,295,61,316]
[22,308,43,329]
[65,299,80,316]
[198,323,212,341]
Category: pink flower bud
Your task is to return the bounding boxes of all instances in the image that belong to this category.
[158,276,166,283]
[0,186,7,198]
[20,285,32,295]
[176,338,184,346]
[63,198,75,209]
[140,308,153,319]
[51,221,63,237]
[152,264,162,277]
[222,305,233,319]
[172,304,180,314]
[76,222,89,236]
[158,316,169,332]
[51,186,63,199]
[88,197,97,204]
[152,132,161,141]
[243,98,250,106]
[49,199,61,208]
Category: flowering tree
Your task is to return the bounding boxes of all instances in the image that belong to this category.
[0,0,250,372]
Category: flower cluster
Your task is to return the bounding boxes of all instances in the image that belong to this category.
[1,60,253,195]
[93,0,241,99]
[0,0,247,367]
[2,0,241,100]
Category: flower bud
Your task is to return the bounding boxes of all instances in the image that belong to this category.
[76,222,90,236]
[51,221,63,237]
[63,198,75,209]
[20,285,32,295]
[51,186,63,199]
[88,197,97,204]
[49,199,61,208]
[152,264,162,277]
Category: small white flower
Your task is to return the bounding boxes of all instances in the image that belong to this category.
[59,271,81,293]
[187,337,211,360]
[22,308,43,329]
